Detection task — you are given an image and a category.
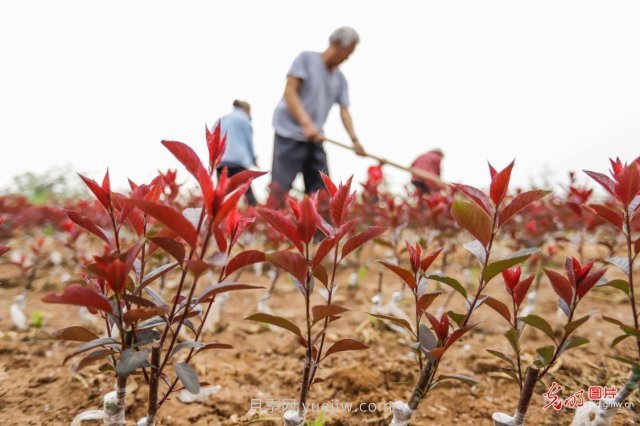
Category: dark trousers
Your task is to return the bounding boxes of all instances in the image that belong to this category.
[216,164,257,206]
[270,134,329,202]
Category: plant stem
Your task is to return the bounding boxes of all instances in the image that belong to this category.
[624,213,640,357]
[308,243,341,387]
[408,359,434,410]
[298,243,313,417]
[516,366,539,418]
[145,344,160,426]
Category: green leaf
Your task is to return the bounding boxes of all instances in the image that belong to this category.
[169,341,204,359]
[606,355,638,365]
[623,326,640,336]
[602,315,624,327]
[427,273,467,299]
[505,328,521,354]
[482,248,539,283]
[245,313,301,337]
[598,279,630,296]
[536,345,555,365]
[451,199,493,246]
[116,348,150,378]
[561,337,590,352]
[564,314,590,336]
[447,310,467,328]
[610,334,630,349]
[437,374,480,385]
[486,349,516,369]
[174,363,200,394]
[367,313,415,336]
[501,368,520,383]
[520,315,556,342]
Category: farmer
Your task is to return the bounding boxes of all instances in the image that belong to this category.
[215,100,258,205]
[270,26,365,203]
[411,149,444,194]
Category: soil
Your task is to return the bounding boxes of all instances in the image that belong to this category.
[1,251,639,426]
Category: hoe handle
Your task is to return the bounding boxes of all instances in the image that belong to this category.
[322,137,448,189]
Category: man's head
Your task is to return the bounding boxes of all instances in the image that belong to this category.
[233,99,251,116]
[325,27,359,67]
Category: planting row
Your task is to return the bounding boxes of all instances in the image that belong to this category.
[0,129,639,425]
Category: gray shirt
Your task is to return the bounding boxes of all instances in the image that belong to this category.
[272,51,350,141]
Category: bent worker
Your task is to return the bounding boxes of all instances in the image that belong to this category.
[411,149,444,194]
[270,26,365,203]
[214,100,258,205]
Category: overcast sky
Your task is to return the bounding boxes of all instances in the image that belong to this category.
[1,1,639,197]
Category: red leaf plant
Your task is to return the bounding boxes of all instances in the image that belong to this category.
[387,161,550,424]
[247,173,385,424]
[489,258,605,424]
[42,123,266,426]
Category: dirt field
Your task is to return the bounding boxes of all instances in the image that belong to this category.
[1,257,639,425]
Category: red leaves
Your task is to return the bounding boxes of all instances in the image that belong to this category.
[499,267,534,308]
[483,297,510,322]
[78,172,111,211]
[320,172,337,197]
[614,162,640,207]
[420,247,444,274]
[65,210,112,246]
[258,208,303,253]
[406,241,422,274]
[501,267,521,294]
[426,312,450,342]
[489,161,514,206]
[585,204,623,230]
[512,275,534,307]
[298,196,321,244]
[585,160,640,208]
[224,250,266,278]
[206,122,227,171]
[498,190,551,227]
[455,184,492,214]
[545,257,605,305]
[322,338,368,360]
[329,176,355,227]
[266,251,309,284]
[544,268,574,306]
[43,285,112,314]
[123,199,198,248]
[341,227,387,260]
[123,306,169,327]
[379,261,416,289]
[161,140,214,212]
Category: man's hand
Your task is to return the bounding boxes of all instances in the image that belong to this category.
[352,138,366,156]
[302,122,323,142]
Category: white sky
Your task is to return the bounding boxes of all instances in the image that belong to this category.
[1,1,639,197]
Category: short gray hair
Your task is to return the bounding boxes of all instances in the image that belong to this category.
[329,27,359,48]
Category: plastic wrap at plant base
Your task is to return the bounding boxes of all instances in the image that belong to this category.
[390,401,413,426]
[70,391,125,426]
[283,410,305,426]
[492,411,525,426]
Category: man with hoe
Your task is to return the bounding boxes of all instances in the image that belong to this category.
[270,26,366,202]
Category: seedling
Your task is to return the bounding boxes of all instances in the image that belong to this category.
[43,123,267,425]
[247,173,385,424]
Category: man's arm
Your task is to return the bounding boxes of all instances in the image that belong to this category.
[283,76,321,141]
[339,106,365,156]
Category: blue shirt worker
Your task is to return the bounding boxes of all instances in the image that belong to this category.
[215,100,258,205]
[270,27,366,203]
